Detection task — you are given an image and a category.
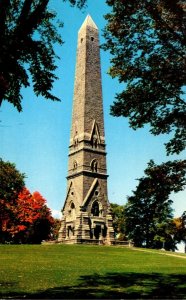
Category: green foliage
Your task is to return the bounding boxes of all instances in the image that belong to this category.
[103,0,186,155]
[0,0,87,111]
[0,158,25,200]
[51,218,61,240]
[171,211,186,252]
[0,158,25,242]
[0,244,186,299]
[110,203,126,240]
[124,159,186,249]
[63,0,87,9]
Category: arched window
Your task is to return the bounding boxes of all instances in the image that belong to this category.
[73,160,78,170]
[69,202,76,219]
[91,201,99,216]
[71,202,75,209]
[91,159,98,172]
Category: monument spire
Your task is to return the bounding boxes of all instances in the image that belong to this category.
[70,13,105,148]
[58,16,114,244]
[79,14,98,30]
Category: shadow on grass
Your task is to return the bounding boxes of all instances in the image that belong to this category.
[1,272,186,299]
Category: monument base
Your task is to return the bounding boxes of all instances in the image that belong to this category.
[58,212,115,245]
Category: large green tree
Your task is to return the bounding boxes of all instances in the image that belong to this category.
[103,0,186,155]
[0,0,86,111]
[0,158,25,242]
[124,160,186,249]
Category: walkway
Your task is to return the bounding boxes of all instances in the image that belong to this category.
[131,247,186,259]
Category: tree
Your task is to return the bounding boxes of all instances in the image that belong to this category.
[172,211,186,252]
[0,0,86,111]
[0,158,54,243]
[110,203,126,240]
[29,191,54,243]
[51,218,61,240]
[124,160,186,249]
[0,158,25,242]
[103,0,186,155]
[17,189,54,244]
[2,187,54,244]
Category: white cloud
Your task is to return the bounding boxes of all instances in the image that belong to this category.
[51,209,62,219]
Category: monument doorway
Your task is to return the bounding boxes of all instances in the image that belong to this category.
[67,225,74,238]
[94,224,101,239]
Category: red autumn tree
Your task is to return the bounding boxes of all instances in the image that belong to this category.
[0,159,54,243]
[1,186,54,244]
[11,188,54,243]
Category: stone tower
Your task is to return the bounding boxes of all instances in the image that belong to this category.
[58,15,114,244]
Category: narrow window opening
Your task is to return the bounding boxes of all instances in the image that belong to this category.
[91,160,98,173]
[81,38,83,43]
[71,202,75,209]
[95,190,99,196]
[91,201,99,216]
[73,161,78,170]
[91,37,94,41]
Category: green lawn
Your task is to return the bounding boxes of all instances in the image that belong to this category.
[0,244,186,299]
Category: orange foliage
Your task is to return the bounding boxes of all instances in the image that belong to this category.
[2,187,53,241]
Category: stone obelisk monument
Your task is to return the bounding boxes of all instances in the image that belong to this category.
[58,15,114,244]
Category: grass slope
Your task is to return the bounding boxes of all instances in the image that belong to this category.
[0,244,186,299]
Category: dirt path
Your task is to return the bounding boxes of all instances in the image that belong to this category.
[131,247,186,259]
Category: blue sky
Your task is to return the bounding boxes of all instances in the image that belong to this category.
[0,0,185,218]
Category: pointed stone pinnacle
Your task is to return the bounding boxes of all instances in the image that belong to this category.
[79,14,98,31]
